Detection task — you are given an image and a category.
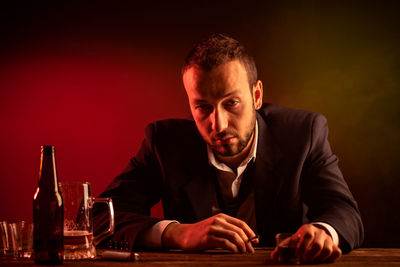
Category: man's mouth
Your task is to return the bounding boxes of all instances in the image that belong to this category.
[214,136,235,145]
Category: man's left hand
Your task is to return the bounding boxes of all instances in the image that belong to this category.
[271,224,342,263]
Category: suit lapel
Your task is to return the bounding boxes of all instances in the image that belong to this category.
[183,142,217,221]
[254,112,285,238]
[184,165,216,221]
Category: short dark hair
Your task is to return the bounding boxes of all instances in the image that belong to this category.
[182,34,258,88]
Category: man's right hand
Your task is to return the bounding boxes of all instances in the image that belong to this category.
[162,213,258,253]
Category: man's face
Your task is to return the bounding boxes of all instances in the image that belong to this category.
[183,60,263,157]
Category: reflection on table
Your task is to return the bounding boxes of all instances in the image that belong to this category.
[1,248,400,266]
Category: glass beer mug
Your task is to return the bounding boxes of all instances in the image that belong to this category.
[59,182,114,259]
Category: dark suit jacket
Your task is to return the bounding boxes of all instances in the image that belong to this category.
[94,103,364,253]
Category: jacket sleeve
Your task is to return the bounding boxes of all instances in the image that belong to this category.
[93,123,164,251]
[301,114,364,253]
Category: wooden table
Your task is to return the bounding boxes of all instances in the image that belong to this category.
[1,248,400,266]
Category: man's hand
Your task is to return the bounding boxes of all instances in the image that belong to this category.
[271,224,342,263]
[162,213,258,253]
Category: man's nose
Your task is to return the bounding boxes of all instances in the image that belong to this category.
[210,107,228,133]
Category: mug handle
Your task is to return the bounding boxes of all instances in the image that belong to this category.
[92,197,115,246]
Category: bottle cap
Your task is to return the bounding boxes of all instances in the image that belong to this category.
[41,145,55,153]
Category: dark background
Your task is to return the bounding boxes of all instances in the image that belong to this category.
[1,1,399,248]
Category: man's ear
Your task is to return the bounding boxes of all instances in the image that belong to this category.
[253,80,263,110]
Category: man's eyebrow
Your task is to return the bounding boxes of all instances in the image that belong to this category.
[192,99,208,104]
[192,91,240,104]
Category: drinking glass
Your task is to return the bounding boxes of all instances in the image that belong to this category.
[1,221,9,258]
[0,221,16,258]
[59,182,114,260]
[275,233,300,264]
[9,221,33,259]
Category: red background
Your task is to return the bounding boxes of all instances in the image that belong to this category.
[1,1,399,248]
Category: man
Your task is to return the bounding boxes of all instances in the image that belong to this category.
[94,34,363,263]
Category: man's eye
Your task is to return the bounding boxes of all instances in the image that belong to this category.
[195,105,206,109]
[195,105,212,111]
[226,100,239,106]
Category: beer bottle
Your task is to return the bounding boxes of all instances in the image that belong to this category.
[33,145,64,264]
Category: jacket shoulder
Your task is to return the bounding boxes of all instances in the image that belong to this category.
[257,103,325,127]
[145,118,198,137]
[256,103,329,150]
[143,118,204,153]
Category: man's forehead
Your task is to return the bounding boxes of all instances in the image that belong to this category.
[183,61,249,99]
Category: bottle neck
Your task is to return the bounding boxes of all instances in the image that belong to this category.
[38,146,59,191]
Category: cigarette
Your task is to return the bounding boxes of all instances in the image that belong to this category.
[101,250,139,261]
[248,235,260,243]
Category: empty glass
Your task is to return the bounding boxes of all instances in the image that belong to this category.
[11,221,33,259]
[0,221,33,260]
[1,221,12,258]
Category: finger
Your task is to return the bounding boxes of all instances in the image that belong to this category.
[245,238,256,253]
[249,235,260,245]
[302,231,325,262]
[215,217,255,253]
[208,235,240,253]
[313,240,332,262]
[295,229,314,258]
[219,214,257,252]
[309,238,333,263]
[219,214,256,240]
[210,224,249,253]
[326,246,342,262]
